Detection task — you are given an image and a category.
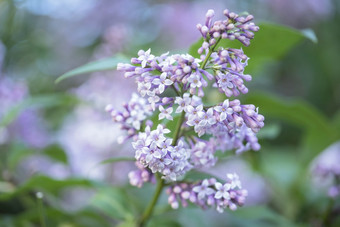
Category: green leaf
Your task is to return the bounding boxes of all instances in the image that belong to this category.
[99,157,135,165]
[117,219,137,227]
[0,94,78,128]
[256,123,281,140]
[243,92,339,163]
[43,144,68,164]
[55,55,128,83]
[90,187,135,221]
[233,205,300,227]
[0,175,95,201]
[148,218,182,227]
[189,23,317,74]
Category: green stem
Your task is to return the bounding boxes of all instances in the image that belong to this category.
[138,112,186,226]
[139,175,164,227]
[137,35,220,227]
[322,198,335,226]
[200,37,222,69]
[171,84,181,96]
[172,111,186,146]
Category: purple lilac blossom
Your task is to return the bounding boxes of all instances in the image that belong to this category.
[108,8,263,213]
[0,77,48,148]
[268,0,333,27]
[312,141,340,198]
[166,173,247,212]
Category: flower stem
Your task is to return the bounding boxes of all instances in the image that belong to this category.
[172,111,186,146]
[139,111,186,226]
[322,199,335,226]
[200,37,222,69]
[139,175,164,227]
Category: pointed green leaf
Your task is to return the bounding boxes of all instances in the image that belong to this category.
[43,144,68,164]
[0,175,95,200]
[189,23,317,74]
[243,92,340,163]
[55,55,128,83]
[0,94,78,128]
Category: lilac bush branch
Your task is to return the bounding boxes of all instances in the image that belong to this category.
[106,8,264,224]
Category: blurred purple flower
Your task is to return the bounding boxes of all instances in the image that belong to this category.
[312,141,340,198]
[268,0,333,26]
[0,77,48,148]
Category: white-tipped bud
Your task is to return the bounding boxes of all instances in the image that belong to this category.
[201,26,209,34]
[171,201,179,209]
[221,50,228,57]
[242,74,252,81]
[213,32,221,38]
[202,41,209,49]
[226,24,235,30]
[228,35,235,40]
[213,25,220,31]
[181,191,190,200]
[175,69,183,76]
[137,49,145,56]
[117,63,125,71]
[183,66,192,74]
[229,203,238,211]
[206,9,215,18]
[245,15,254,22]
[256,114,265,122]
[173,185,182,193]
[209,38,216,45]
[105,104,113,112]
[229,12,237,19]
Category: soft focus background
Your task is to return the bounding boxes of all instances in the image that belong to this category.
[1,0,340,226]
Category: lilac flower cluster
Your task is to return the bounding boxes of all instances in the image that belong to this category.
[197,9,259,49]
[211,48,251,97]
[106,93,152,143]
[167,173,247,213]
[181,96,263,153]
[107,8,263,213]
[128,161,155,188]
[132,124,192,181]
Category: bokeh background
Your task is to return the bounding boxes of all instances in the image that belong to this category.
[0,0,340,226]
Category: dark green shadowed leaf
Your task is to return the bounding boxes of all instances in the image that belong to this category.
[90,187,135,221]
[232,205,300,227]
[257,123,281,140]
[0,175,95,201]
[189,23,317,74]
[243,92,339,163]
[43,144,68,164]
[55,55,128,83]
